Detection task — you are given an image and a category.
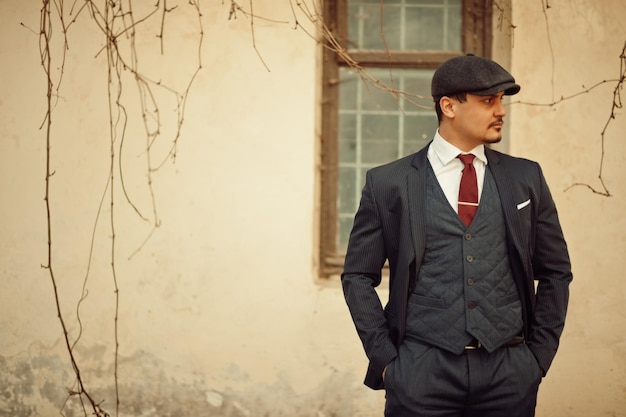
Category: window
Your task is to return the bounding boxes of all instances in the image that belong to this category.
[319,0,495,277]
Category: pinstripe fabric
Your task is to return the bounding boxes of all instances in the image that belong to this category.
[342,144,572,390]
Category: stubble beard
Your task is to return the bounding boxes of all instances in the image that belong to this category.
[482,120,504,144]
[482,135,502,145]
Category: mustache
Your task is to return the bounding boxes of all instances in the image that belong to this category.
[489,119,504,126]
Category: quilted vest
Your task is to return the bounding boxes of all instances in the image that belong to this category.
[404,166,523,354]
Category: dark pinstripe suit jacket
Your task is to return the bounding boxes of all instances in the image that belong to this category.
[341,144,572,390]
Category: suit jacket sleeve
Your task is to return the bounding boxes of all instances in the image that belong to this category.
[341,169,398,387]
[526,163,573,374]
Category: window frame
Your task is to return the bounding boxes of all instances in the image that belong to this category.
[319,0,495,278]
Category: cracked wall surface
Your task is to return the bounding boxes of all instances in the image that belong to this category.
[1,347,372,417]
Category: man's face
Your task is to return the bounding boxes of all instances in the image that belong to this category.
[450,92,507,149]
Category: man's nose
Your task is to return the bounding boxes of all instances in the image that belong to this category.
[495,100,506,117]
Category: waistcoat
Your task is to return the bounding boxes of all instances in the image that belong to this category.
[404,166,523,354]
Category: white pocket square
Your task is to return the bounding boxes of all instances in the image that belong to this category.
[517,199,531,210]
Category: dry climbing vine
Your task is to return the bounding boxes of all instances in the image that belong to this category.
[563,41,625,197]
[38,1,203,415]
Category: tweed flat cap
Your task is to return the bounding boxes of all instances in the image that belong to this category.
[431,54,520,100]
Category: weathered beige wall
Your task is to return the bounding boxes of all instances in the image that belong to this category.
[510,1,626,415]
[0,1,624,416]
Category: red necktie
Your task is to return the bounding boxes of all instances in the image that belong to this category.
[457,154,478,226]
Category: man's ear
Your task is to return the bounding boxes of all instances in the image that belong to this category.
[439,96,456,119]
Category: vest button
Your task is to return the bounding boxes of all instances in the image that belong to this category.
[468,301,478,309]
[466,255,474,263]
[465,233,472,240]
[467,278,475,286]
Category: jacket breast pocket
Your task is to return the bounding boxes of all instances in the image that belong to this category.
[516,199,531,211]
[516,198,532,234]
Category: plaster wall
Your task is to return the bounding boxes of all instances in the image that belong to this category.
[0,1,624,416]
[510,1,626,415]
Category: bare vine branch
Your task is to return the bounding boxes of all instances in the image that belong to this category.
[225,0,287,71]
[40,2,110,415]
[540,0,556,102]
[563,41,625,197]
[38,1,204,416]
[290,0,433,109]
[493,0,516,46]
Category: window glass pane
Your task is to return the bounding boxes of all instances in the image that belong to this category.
[348,0,462,51]
[362,114,399,164]
[361,79,400,110]
[404,114,439,152]
[406,8,444,49]
[337,216,354,253]
[336,67,437,251]
[337,167,369,251]
[339,113,357,163]
[338,167,357,214]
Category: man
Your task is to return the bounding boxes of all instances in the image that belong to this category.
[341,54,572,417]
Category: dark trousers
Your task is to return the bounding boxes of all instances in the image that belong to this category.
[384,340,542,417]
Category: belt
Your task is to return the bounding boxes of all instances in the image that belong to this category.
[464,336,524,350]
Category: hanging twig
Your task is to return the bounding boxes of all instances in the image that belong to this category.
[564,41,625,197]
[38,1,204,416]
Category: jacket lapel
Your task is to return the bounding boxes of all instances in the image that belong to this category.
[408,148,429,269]
[485,148,531,277]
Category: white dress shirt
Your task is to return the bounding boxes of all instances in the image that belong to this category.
[426,130,487,214]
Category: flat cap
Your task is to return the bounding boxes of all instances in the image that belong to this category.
[431,54,520,100]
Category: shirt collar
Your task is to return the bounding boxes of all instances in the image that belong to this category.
[431,130,488,166]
